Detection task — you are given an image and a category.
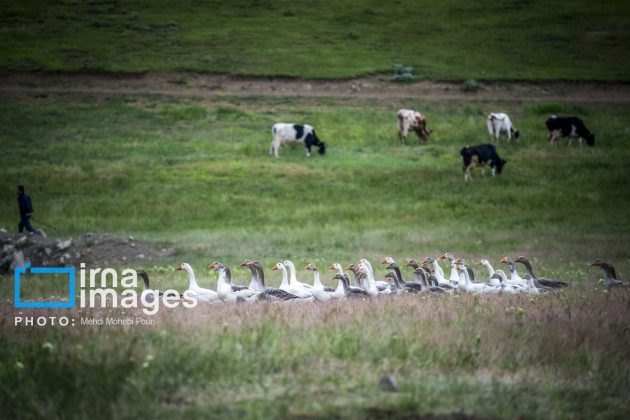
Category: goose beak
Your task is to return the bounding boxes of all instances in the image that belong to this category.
[271,264,278,271]
[344,264,353,271]
[328,264,336,270]
[500,257,508,264]
[439,254,447,260]
[379,258,387,264]
[175,264,183,271]
[421,257,430,264]
[240,261,248,267]
[588,261,598,266]
[404,260,412,267]
[477,260,483,265]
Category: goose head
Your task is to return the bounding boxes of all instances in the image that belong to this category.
[440,253,454,262]
[240,259,251,267]
[305,263,318,272]
[282,260,295,270]
[344,263,357,273]
[405,259,419,268]
[421,257,434,265]
[499,256,511,264]
[384,272,398,282]
[589,259,605,267]
[514,256,529,264]
[329,263,343,272]
[271,262,285,271]
[380,256,396,265]
[176,263,192,271]
[478,259,489,266]
[207,261,224,271]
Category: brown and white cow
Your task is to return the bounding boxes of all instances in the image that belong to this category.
[397,109,431,143]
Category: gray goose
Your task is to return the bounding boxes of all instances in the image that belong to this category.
[412,268,446,294]
[589,260,626,289]
[514,256,569,289]
[590,259,618,280]
[384,270,422,293]
[333,273,370,299]
[246,261,300,301]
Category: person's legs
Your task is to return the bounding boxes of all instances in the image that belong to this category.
[19,216,36,233]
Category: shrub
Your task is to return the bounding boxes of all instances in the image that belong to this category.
[462,79,480,92]
[391,64,415,83]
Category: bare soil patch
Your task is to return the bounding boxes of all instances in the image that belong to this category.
[1,72,630,103]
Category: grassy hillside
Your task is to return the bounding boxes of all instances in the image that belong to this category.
[1,94,629,274]
[1,0,630,80]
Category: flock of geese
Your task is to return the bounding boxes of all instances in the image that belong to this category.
[140,253,626,304]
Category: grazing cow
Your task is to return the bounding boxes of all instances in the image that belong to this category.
[397,109,431,143]
[270,123,326,158]
[487,112,519,143]
[545,116,595,147]
[460,144,507,182]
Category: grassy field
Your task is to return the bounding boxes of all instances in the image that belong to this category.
[1,91,630,418]
[1,0,630,80]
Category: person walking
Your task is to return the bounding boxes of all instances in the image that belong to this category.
[16,185,37,234]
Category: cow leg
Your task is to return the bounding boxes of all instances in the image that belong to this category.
[305,145,312,158]
[491,165,496,177]
[464,164,474,182]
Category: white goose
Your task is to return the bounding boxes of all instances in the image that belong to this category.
[360,258,391,291]
[440,253,460,286]
[305,263,336,302]
[272,262,313,300]
[455,261,497,294]
[421,257,445,282]
[208,262,261,302]
[176,263,220,303]
[283,260,313,290]
[499,256,528,287]
[478,259,500,286]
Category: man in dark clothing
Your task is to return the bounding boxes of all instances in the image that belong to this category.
[17,185,36,234]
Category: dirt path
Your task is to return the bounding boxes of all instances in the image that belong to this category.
[2,72,630,103]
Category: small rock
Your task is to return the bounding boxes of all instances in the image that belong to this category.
[130,243,135,248]
[137,254,145,259]
[10,251,25,271]
[122,256,127,261]
[60,253,71,263]
[0,228,7,234]
[379,375,398,392]
[44,248,51,256]
[16,236,27,245]
[56,239,72,251]
[128,235,135,241]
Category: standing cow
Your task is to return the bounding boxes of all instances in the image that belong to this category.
[487,112,519,143]
[397,109,431,143]
[460,144,507,182]
[270,123,326,158]
[545,116,595,147]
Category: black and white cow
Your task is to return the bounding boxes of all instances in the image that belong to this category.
[270,123,326,158]
[460,144,507,182]
[545,116,595,147]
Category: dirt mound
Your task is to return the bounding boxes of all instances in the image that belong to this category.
[0,229,173,273]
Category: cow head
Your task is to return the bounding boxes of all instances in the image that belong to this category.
[318,141,326,155]
[460,146,473,170]
[495,158,507,174]
[511,128,520,140]
[586,133,595,146]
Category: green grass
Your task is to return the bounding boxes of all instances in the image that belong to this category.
[1,0,630,80]
[1,92,630,418]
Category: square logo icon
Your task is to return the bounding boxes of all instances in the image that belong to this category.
[14,264,76,308]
